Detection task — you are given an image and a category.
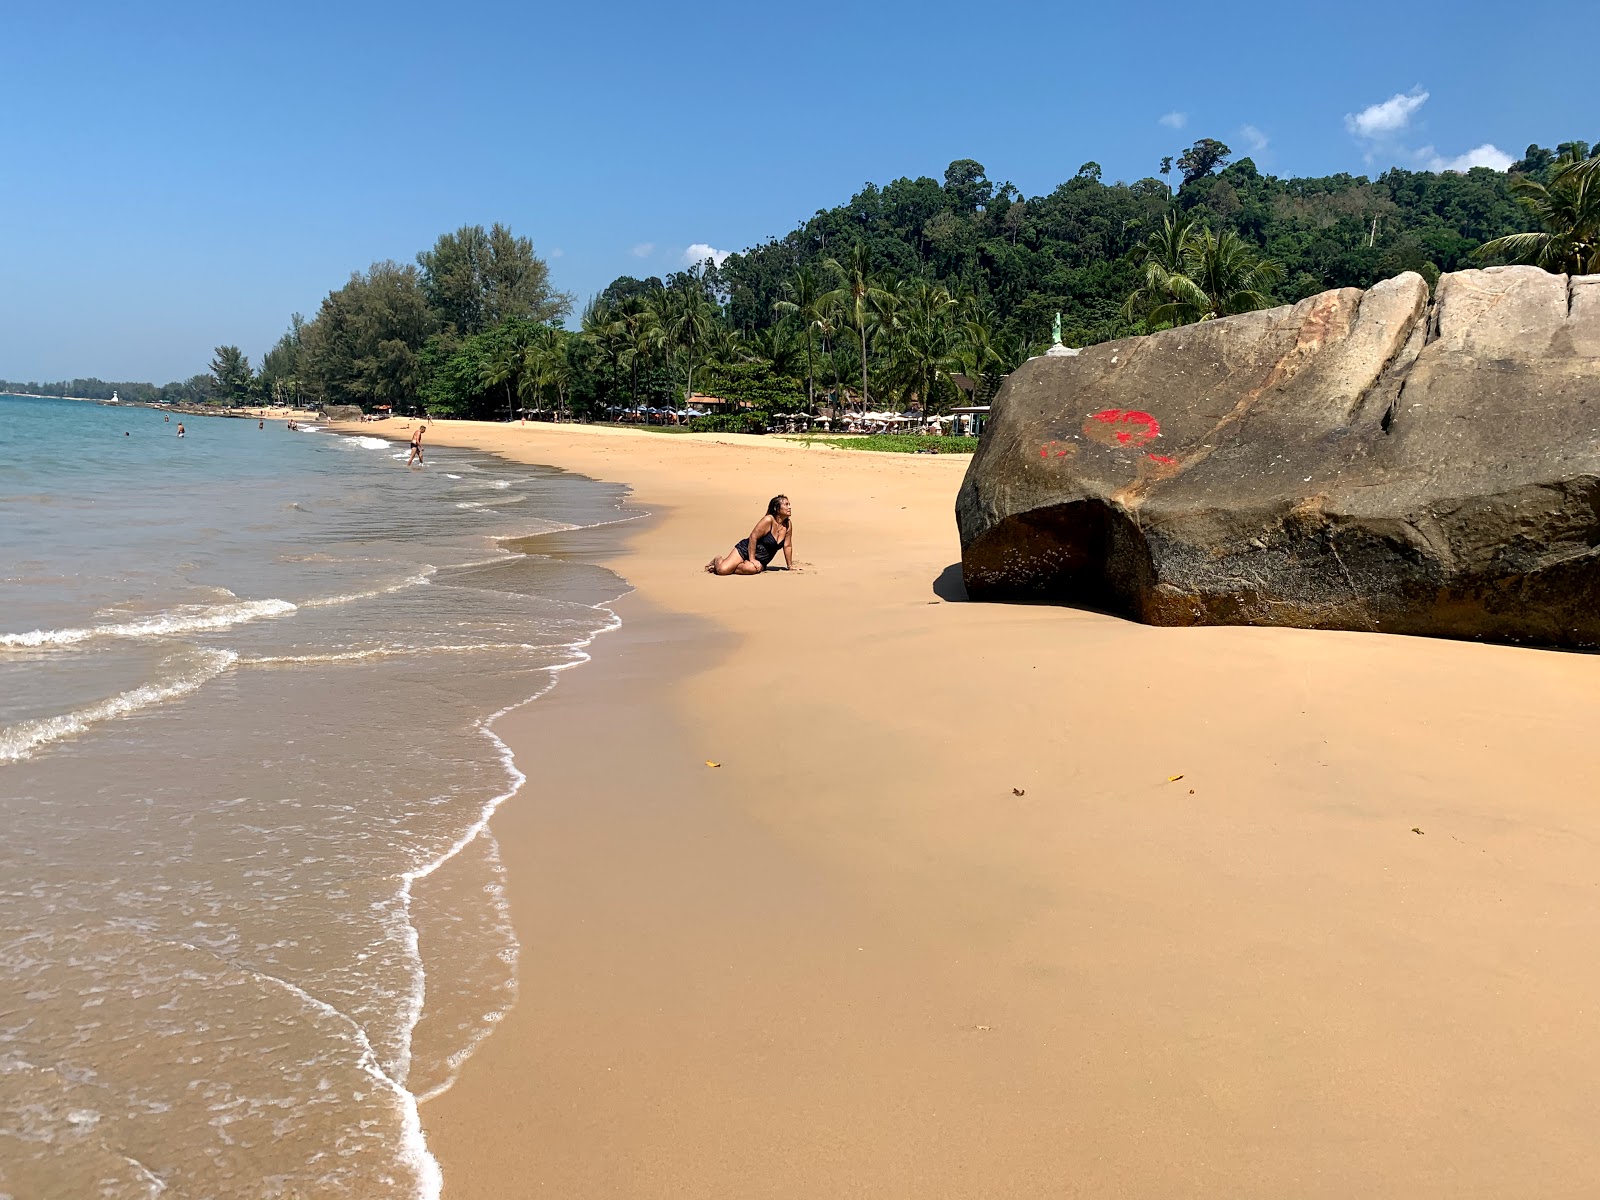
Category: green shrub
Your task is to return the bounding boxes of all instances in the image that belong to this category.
[798,434,977,454]
[688,412,770,434]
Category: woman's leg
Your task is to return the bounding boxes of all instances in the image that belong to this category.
[709,548,764,576]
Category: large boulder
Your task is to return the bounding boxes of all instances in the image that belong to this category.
[320,405,365,422]
[956,267,1600,648]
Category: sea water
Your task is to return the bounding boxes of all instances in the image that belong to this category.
[0,396,635,1197]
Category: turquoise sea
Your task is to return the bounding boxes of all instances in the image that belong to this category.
[0,396,634,1198]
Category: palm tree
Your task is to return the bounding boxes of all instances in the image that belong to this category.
[618,297,662,408]
[822,242,892,409]
[895,281,958,411]
[521,327,572,417]
[955,309,1004,404]
[1121,213,1198,323]
[662,285,718,406]
[1478,152,1600,275]
[581,299,626,408]
[1123,216,1282,328]
[480,332,525,422]
[772,266,828,408]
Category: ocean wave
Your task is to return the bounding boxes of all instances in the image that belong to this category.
[0,648,237,763]
[299,571,434,609]
[337,436,392,451]
[1,599,296,649]
[241,642,539,666]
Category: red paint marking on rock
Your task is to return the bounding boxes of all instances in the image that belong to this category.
[1083,408,1161,448]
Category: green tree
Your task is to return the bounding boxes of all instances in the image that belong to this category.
[304,261,434,409]
[1478,152,1600,275]
[418,223,572,336]
[895,281,959,411]
[661,279,718,404]
[479,319,539,421]
[1124,216,1283,327]
[771,266,828,408]
[208,345,254,406]
[822,243,892,408]
[1177,138,1233,185]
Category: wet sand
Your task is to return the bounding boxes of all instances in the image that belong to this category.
[355,419,1600,1198]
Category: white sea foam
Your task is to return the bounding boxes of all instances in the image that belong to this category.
[242,642,539,667]
[337,436,392,451]
[165,937,441,1200]
[300,571,434,609]
[444,474,462,480]
[0,648,237,763]
[393,602,624,1106]
[0,599,296,650]
[489,481,511,490]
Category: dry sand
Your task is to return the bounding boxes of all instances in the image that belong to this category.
[356,419,1600,1198]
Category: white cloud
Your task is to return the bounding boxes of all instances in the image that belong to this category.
[1159,111,1187,129]
[1345,87,1429,138]
[630,242,654,258]
[1422,143,1514,172]
[684,242,731,267]
[549,247,564,258]
[1239,124,1269,153]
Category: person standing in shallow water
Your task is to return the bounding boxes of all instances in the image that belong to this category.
[706,495,795,575]
[407,424,426,467]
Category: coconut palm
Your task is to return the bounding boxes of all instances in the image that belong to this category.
[581,299,627,407]
[1478,152,1600,275]
[618,296,663,407]
[822,242,892,410]
[895,281,959,411]
[772,266,828,408]
[480,322,536,421]
[1123,216,1282,328]
[521,327,572,417]
[661,285,718,405]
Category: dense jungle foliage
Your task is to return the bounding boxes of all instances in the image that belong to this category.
[17,136,1593,420]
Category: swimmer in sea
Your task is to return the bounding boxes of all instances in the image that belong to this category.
[177,423,185,438]
[407,424,426,467]
[259,420,264,429]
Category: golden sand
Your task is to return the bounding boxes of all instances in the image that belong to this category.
[350,418,1600,1198]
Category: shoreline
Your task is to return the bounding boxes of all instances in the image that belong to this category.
[347,418,1600,1198]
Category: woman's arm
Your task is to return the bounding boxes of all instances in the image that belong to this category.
[783,522,794,569]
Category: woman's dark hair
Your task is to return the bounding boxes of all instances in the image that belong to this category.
[767,495,789,518]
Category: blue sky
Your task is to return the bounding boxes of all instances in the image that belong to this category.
[1,0,1588,383]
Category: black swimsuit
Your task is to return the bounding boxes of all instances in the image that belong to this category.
[736,525,785,567]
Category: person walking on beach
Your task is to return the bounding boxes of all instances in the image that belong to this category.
[408,425,426,467]
[706,495,795,575]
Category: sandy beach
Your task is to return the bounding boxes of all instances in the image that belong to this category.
[355,418,1600,1198]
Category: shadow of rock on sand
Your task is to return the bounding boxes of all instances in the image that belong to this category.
[932,563,968,602]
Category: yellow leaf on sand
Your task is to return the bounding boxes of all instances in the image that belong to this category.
[705,761,721,768]
[1168,774,1184,782]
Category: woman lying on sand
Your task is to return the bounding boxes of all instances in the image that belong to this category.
[706,495,794,575]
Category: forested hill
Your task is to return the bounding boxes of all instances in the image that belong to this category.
[688,139,1586,355]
